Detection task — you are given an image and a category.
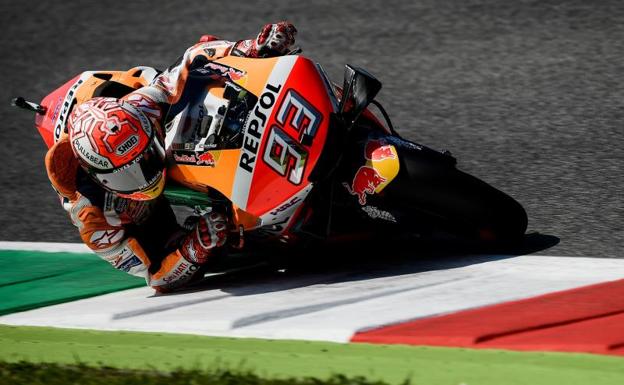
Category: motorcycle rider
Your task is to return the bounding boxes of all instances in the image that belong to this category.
[45,22,297,292]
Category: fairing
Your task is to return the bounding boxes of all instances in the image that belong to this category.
[165,56,336,230]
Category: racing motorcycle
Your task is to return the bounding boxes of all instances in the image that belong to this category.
[13,53,528,257]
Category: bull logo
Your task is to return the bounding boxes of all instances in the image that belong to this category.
[343,166,387,205]
[365,139,396,161]
[228,67,245,81]
[196,151,215,166]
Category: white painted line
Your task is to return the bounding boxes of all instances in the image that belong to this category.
[1,255,623,342]
[0,241,92,253]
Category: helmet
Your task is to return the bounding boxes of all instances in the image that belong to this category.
[68,97,166,200]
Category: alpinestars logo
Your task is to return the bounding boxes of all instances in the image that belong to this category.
[90,229,124,249]
[185,238,199,263]
[124,93,162,120]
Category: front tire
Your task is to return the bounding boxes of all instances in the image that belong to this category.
[383,143,528,243]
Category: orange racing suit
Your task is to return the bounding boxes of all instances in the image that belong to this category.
[45,22,297,292]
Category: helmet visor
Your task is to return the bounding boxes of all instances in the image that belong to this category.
[93,140,166,194]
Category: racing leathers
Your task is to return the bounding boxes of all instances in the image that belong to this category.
[45,22,297,292]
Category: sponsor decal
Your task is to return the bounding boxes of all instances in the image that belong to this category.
[230,57,298,210]
[54,78,84,142]
[172,150,219,167]
[185,240,198,262]
[200,40,224,48]
[173,152,197,164]
[270,196,301,216]
[109,245,135,266]
[155,69,177,95]
[196,151,216,166]
[259,184,312,230]
[227,67,245,81]
[365,139,397,161]
[163,261,199,283]
[195,62,246,83]
[385,136,423,151]
[50,96,62,122]
[361,205,397,223]
[120,102,152,137]
[238,82,282,173]
[90,229,124,248]
[343,166,387,205]
[118,255,143,272]
[115,135,139,156]
[124,93,162,120]
[73,139,111,168]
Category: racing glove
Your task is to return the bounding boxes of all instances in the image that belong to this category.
[178,211,228,264]
[233,21,297,58]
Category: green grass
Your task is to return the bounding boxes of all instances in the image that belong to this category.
[0,250,144,316]
[1,325,623,385]
[0,361,393,385]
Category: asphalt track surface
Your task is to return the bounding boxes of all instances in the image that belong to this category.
[1,0,623,259]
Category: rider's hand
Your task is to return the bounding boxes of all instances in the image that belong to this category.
[179,211,228,264]
[234,21,297,58]
[256,21,297,55]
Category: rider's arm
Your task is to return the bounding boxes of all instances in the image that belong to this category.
[72,208,225,292]
[71,206,223,292]
[134,21,296,105]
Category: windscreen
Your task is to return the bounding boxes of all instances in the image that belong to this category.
[215,83,258,149]
[164,65,258,152]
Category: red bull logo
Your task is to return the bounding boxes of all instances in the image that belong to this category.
[203,62,246,82]
[365,139,396,161]
[228,67,245,81]
[343,166,387,205]
[196,151,216,166]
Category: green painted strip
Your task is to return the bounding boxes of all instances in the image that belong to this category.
[1,325,622,385]
[0,250,144,315]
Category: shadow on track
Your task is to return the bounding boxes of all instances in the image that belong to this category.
[160,232,560,298]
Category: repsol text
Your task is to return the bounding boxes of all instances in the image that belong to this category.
[239,82,282,173]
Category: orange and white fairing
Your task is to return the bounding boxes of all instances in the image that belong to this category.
[35,67,159,148]
[166,55,337,232]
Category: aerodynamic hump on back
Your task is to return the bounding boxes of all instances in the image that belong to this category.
[34,67,159,149]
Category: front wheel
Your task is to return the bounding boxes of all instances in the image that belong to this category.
[382,144,528,243]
